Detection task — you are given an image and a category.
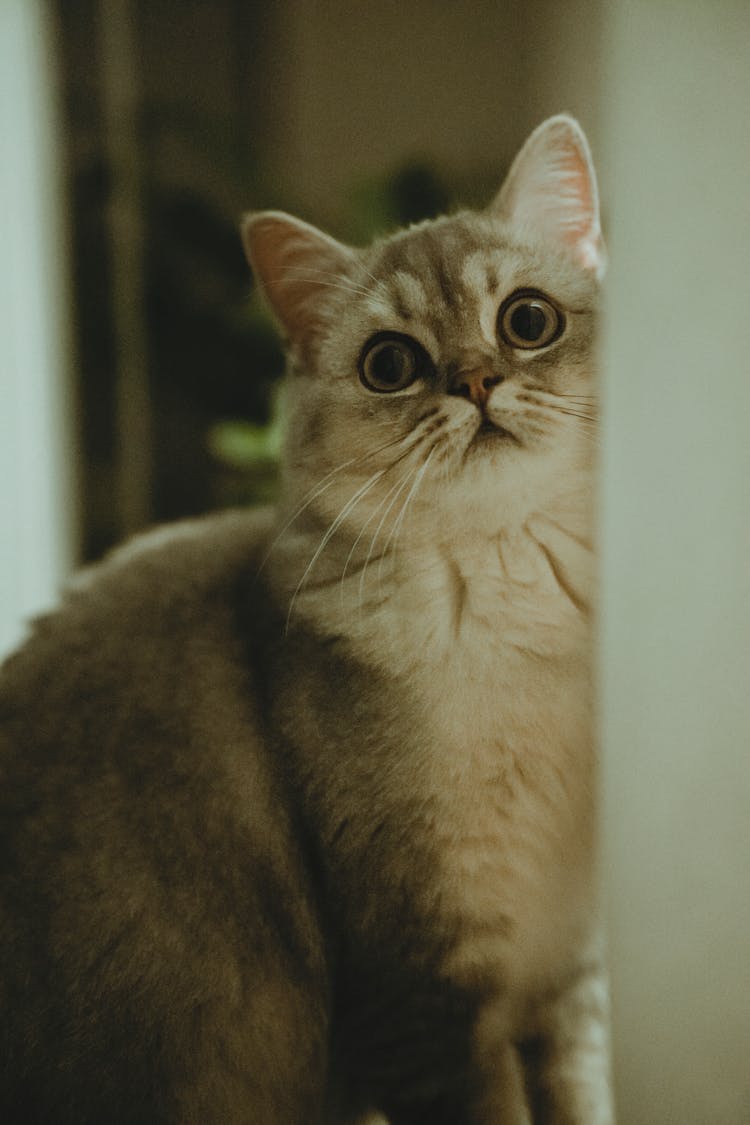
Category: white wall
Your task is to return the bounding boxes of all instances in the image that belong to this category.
[600,3,750,1121]
[0,1,77,656]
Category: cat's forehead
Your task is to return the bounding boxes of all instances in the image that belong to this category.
[374,213,497,271]
[367,216,498,314]
[355,212,595,351]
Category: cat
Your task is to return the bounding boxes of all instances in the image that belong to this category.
[0,115,612,1124]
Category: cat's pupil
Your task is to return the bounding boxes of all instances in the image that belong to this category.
[372,344,407,384]
[510,302,547,341]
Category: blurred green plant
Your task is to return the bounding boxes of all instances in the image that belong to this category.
[207,381,285,509]
[346,160,451,243]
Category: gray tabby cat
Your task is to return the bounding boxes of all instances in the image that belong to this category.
[0,115,612,1124]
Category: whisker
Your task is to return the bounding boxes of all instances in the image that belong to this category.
[358,463,420,610]
[518,392,598,426]
[285,468,387,633]
[378,444,439,581]
[279,263,394,307]
[340,464,415,609]
[550,408,598,423]
[276,406,449,627]
[276,277,373,299]
[553,400,597,409]
[353,411,448,608]
[354,259,387,289]
[521,385,596,402]
[272,267,373,298]
[264,406,446,580]
[257,431,414,574]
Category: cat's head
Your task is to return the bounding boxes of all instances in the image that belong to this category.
[242,116,603,547]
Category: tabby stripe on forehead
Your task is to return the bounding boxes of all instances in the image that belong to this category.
[433,255,454,308]
[388,283,414,323]
[389,272,430,322]
[421,227,455,308]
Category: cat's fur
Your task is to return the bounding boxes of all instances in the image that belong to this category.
[0,116,613,1123]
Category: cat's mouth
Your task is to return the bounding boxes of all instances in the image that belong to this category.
[473,417,518,445]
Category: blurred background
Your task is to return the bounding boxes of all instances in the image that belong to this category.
[1,1,748,1122]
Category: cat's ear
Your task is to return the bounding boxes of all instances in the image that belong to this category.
[490,115,605,279]
[241,211,356,361]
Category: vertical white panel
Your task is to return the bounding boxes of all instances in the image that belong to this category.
[600,3,750,1121]
[0,2,77,656]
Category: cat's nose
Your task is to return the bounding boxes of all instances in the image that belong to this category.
[448,368,503,409]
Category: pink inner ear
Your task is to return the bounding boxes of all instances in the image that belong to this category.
[242,212,355,354]
[543,145,596,241]
[245,217,319,324]
[519,137,601,264]
[536,143,604,274]
[495,116,605,278]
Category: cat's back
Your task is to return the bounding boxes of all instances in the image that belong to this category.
[0,506,329,1125]
[1,506,271,733]
[5,504,266,667]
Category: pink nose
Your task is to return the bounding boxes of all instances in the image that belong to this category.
[449,368,502,409]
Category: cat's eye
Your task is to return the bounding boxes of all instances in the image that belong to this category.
[498,291,564,350]
[358,333,431,393]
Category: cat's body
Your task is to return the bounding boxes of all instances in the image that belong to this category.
[0,118,613,1123]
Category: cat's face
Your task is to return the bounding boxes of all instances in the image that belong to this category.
[243,116,603,546]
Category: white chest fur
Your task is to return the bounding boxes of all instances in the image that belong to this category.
[370,526,596,1000]
[289,512,597,1001]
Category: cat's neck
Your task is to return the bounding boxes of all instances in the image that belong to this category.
[268,475,594,672]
